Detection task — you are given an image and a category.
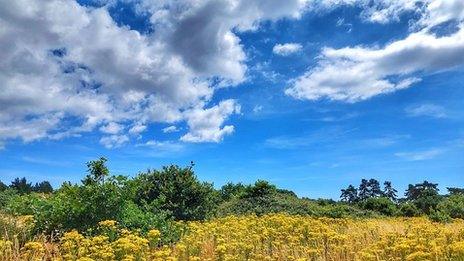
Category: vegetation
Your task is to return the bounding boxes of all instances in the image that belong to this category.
[1,157,464,260]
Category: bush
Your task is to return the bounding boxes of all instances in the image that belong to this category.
[32,179,128,233]
[359,197,397,216]
[399,202,421,217]
[133,165,218,221]
[436,194,464,219]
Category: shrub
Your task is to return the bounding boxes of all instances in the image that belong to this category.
[359,197,397,216]
[436,194,464,219]
[133,165,218,221]
[399,202,421,217]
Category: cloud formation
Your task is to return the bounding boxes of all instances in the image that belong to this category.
[0,0,307,147]
[286,0,464,102]
[273,43,303,56]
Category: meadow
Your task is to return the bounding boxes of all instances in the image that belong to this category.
[1,158,464,260]
[2,214,464,260]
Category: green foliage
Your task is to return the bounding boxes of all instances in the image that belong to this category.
[5,193,48,216]
[436,194,464,219]
[10,177,33,194]
[447,187,464,195]
[33,181,53,193]
[32,179,128,233]
[219,182,246,201]
[359,197,397,216]
[428,209,452,223]
[398,202,421,217]
[340,185,358,203]
[82,157,109,185]
[0,189,17,208]
[133,164,218,221]
[0,181,7,192]
[242,180,277,199]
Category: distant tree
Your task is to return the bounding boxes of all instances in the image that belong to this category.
[405,181,441,214]
[383,181,398,202]
[340,185,358,203]
[360,197,397,216]
[358,179,382,200]
[447,187,464,196]
[405,181,439,201]
[368,179,383,197]
[82,157,109,185]
[33,181,53,193]
[220,182,247,201]
[10,177,33,194]
[0,181,7,192]
[358,179,370,201]
[242,180,277,198]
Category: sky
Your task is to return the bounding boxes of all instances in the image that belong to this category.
[0,0,463,199]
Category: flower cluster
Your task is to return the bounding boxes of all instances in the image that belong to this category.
[2,214,464,260]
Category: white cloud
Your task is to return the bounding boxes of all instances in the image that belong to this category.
[286,26,464,102]
[286,0,464,103]
[273,43,303,56]
[139,140,184,152]
[395,148,445,161]
[128,124,147,135]
[405,104,447,118]
[162,126,179,133]
[181,100,241,143]
[99,135,129,149]
[0,0,308,148]
[100,122,124,134]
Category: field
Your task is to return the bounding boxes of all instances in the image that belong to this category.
[2,213,464,260]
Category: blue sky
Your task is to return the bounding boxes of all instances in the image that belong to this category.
[0,0,463,198]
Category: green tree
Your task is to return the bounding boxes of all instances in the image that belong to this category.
[10,177,33,194]
[220,182,246,201]
[242,180,277,199]
[383,181,398,202]
[437,194,464,219]
[33,181,53,193]
[134,164,217,221]
[405,181,441,214]
[358,179,382,200]
[447,187,464,195]
[0,181,7,192]
[82,157,109,185]
[340,185,358,203]
[360,197,397,216]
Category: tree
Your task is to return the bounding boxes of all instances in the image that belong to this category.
[82,157,109,185]
[33,181,53,193]
[134,164,217,221]
[447,187,464,195]
[242,180,277,198]
[220,182,246,201]
[383,181,398,202]
[405,181,439,201]
[0,181,7,192]
[405,181,441,214]
[10,177,33,194]
[340,185,358,203]
[358,179,382,200]
[360,197,397,216]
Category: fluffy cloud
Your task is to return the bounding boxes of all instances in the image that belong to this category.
[181,100,240,143]
[0,0,308,147]
[162,126,179,133]
[286,0,464,102]
[273,43,303,56]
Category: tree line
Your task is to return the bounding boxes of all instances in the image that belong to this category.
[1,157,463,243]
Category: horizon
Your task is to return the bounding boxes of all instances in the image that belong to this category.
[1,0,463,199]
